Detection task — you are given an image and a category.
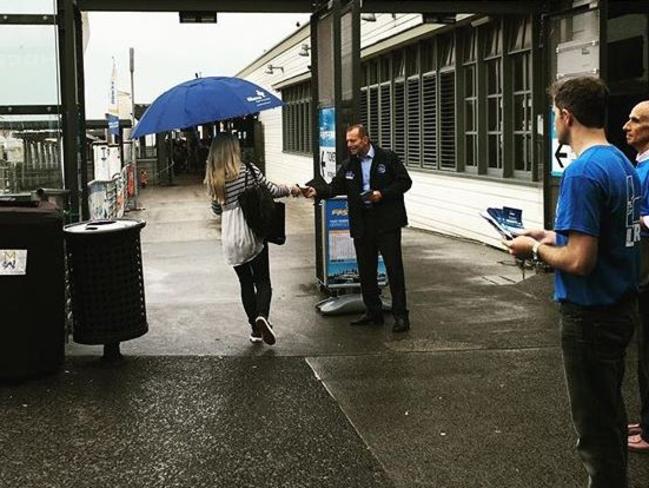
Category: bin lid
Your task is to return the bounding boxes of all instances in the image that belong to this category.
[64,219,145,234]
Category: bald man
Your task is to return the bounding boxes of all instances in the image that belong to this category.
[624,100,649,452]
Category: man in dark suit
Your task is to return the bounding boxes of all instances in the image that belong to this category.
[304,124,412,332]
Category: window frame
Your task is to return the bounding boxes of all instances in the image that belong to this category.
[281,80,313,156]
[354,14,539,185]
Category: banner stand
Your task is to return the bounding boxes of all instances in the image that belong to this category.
[316,294,391,316]
[316,196,390,316]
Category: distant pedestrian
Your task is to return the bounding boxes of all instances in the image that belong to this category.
[139,169,148,189]
[506,77,642,487]
[172,140,187,173]
[623,100,649,453]
[204,133,300,345]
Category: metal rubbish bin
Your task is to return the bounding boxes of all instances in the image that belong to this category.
[64,219,148,359]
[0,201,64,381]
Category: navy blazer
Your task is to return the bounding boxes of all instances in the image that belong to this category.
[319,145,412,239]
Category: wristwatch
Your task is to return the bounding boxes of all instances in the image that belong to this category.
[532,241,543,262]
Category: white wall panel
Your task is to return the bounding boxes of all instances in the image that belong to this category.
[258,107,312,186]
[405,172,543,248]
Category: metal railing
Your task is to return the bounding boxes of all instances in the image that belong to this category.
[0,162,63,195]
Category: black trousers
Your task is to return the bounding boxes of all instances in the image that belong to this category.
[233,244,271,326]
[639,286,649,441]
[560,296,638,488]
[353,218,408,318]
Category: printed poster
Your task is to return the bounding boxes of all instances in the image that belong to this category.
[319,107,337,183]
[324,197,386,288]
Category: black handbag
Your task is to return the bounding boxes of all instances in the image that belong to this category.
[267,201,286,245]
[238,162,286,245]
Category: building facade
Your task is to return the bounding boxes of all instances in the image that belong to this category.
[238,3,649,248]
[239,13,544,248]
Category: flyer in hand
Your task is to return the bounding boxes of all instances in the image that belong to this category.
[480,206,525,240]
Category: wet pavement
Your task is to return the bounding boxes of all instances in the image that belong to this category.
[2,175,649,487]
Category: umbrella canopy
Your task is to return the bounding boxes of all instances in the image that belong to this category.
[131,76,283,139]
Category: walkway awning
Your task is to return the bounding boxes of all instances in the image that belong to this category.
[77,0,541,14]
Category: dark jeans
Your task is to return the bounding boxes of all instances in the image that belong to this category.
[560,295,638,488]
[638,287,649,441]
[637,237,649,440]
[233,245,271,327]
[353,225,408,319]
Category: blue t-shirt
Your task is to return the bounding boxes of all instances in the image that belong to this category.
[636,159,649,237]
[554,145,641,306]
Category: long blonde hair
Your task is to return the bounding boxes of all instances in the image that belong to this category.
[204,133,242,204]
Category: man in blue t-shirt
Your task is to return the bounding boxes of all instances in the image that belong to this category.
[507,77,641,488]
[623,100,649,453]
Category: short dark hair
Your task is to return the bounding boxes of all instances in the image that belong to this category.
[548,77,609,129]
[346,124,370,139]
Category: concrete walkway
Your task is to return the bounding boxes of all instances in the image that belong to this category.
[3,176,648,487]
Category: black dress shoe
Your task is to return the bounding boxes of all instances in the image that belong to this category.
[350,313,384,326]
[392,316,410,333]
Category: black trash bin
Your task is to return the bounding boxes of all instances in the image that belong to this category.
[0,201,64,381]
[64,219,148,359]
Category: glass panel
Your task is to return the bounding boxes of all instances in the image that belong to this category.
[340,10,353,101]
[465,100,475,131]
[393,51,405,78]
[421,40,435,73]
[464,65,475,97]
[463,28,477,62]
[439,34,455,67]
[406,45,418,77]
[465,135,475,166]
[488,135,499,168]
[0,114,62,193]
[513,55,526,92]
[483,21,503,57]
[514,95,526,131]
[607,14,648,83]
[514,135,525,171]
[317,13,335,104]
[488,98,499,131]
[0,0,55,14]
[380,56,391,82]
[509,16,532,52]
[524,16,532,49]
[368,61,378,85]
[361,63,368,86]
[487,59,501,94]
[0,25,60,105]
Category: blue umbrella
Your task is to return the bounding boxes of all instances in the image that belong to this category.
[131,76,283,139]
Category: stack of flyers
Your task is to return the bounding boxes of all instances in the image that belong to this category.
[480,206,525,240]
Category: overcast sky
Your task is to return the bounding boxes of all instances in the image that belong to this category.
[83,12,309,118]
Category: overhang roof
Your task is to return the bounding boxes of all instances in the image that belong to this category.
[78,0,543,15]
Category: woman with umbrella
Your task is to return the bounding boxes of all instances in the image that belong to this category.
[132,76,298,344]
[204,133,300,345]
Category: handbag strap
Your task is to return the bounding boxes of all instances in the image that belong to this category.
[242,161,261,189]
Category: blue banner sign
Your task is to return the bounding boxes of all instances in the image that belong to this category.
[107,113,120,136]
[319,107,337,182]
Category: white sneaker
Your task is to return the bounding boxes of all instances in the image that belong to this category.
[255,316,276,346]
[249,325,263,343]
